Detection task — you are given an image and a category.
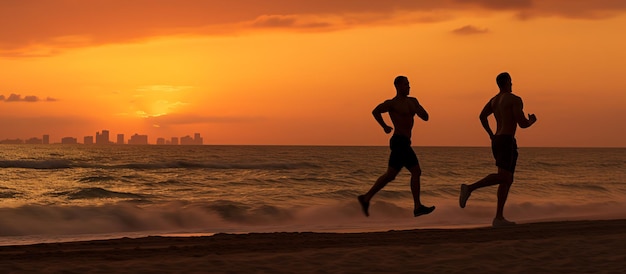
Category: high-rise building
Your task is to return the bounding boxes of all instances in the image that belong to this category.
[42,135,50,144]
[84,136,94,144]
[96,130,110,144]
[180,135,194,145]
[171,137,179,145]
[180,134,203,145]
[156,138,165,145]
[128,134,149,145]
[117,134,125,145]
[194,133,203,145]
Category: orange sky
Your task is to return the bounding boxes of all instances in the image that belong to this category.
[1,0,625,147]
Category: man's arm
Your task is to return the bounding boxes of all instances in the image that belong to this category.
[413,98,429,121]
[513,97,537,128]
[479,100,494,139]
[372,101,393,134]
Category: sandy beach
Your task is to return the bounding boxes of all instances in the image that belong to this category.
[0,219,624,273]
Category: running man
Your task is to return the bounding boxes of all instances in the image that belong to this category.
[358,76,435,217]
[459,72,537,227]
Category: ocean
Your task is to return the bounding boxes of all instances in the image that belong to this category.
[1,145,625,246]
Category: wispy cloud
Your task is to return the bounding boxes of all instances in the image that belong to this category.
[1,0,624,57]
[452,25,489,35]
[1,94,58,102]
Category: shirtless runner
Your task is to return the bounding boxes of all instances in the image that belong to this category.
[459,72,537,227]
[358,76,435,217]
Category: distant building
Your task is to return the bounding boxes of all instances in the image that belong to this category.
[96,130,111,144]
[25,137,43,144]
[181,133,203,145]
[171,137,179,145]
[84,136,94,145]
[43,135,50,144]
[194,133,203,145]
[61,137,78,144]
[156,138,166,145]
[117,134,125,145]
[128,134,149,145]
[0,139,23,144]
[180,135,194,145]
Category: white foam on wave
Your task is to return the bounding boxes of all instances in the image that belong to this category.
[1,198,625,246]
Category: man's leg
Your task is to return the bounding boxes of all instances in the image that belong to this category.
[494,167,514,221]
[358,167,400,216]
[408,164,423,208]
[460,171,509,208]
[364,166,400,201]
[408,164,435,216]
[461,168,515,226]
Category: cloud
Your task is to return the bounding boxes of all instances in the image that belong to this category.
[252,15,300,28]
[1,0,625,57]
[251,15,336,30]
[1,93,58,102]
[452,25,489,35]
[6,94,22,102]
[455,0,533,10]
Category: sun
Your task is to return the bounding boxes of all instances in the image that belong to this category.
[131,85,192,118]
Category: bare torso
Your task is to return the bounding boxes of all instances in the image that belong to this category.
[490,92,521,136]
[374,96,428,138]
[388,97,417,138]
[479,90,535,140]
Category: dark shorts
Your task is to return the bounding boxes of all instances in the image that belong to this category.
[491,135,518,173]
[388,135,419,170]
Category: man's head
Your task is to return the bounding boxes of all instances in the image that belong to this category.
[496,72,512,92]
[394,76,410,96]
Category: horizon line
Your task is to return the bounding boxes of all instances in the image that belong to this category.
[0,143,623,149]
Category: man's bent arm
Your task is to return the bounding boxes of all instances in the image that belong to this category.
[413,98,429,121]
[416,105,429,121]
[373,103,392,131]
[513,98,535,128]
[479,101,494,138]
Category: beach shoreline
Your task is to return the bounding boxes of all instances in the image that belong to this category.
[1,219,624,273]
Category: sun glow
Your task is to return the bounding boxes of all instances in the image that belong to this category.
[130,85,192,118]
[1,2,625,146]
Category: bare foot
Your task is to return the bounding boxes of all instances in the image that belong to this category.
[459,184,470,208]
[414,205,435,217]
[492,218,516,227]
[358,195,369,217]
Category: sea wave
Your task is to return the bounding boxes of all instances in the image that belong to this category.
[0,159,320,170]
[2,199,625,239]
[556,182,610,192]
[49,187,146,200]
[112,161,320,170]
[78,176,117,183]
[0,188,19,199]
[0,160,73,169]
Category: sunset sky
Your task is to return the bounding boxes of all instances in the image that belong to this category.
[1,0,625,147]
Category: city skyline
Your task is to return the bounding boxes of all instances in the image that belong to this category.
[0,129,204,145]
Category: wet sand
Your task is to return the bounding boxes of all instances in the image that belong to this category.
[1,219,625,273]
